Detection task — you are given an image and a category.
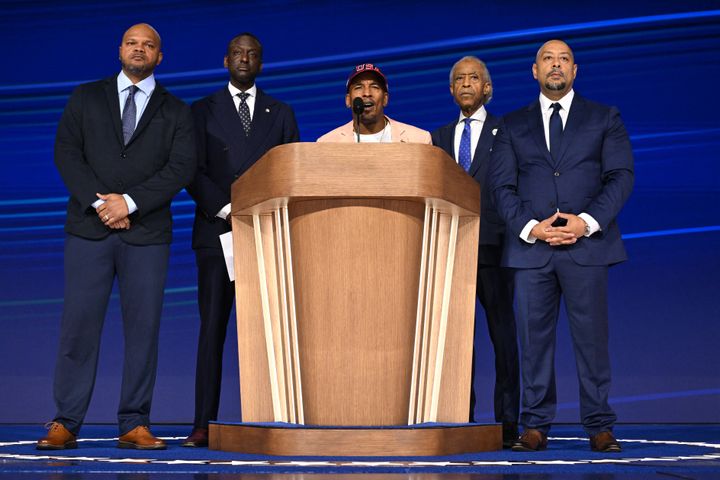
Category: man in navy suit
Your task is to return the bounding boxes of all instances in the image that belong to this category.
[182,33,299,447]
[489,40,634,452]
[37,23,196,451]
[431,56,519,448]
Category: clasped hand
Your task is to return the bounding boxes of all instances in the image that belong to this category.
[95,193,130,230]
[531,212,586,246]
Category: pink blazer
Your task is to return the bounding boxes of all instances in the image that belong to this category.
[317,117,432,144]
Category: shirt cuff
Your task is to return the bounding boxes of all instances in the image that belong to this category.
[520,220,539,244]
[91,199,104,210]
[123,194,137,214]
[578,212,600,236]
[216,203,232,220]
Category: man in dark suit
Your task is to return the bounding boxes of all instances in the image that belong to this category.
[489,40,634,452]
[182,33,299,447]
[37,23,196,450]
[431,56,519,448]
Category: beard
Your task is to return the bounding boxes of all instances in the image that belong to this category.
[545,79,567,91]
[121,59,152,77]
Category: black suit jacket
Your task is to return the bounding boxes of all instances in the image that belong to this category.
[432,111,504,265]
[187,86,300,250]
[54,75,197,245]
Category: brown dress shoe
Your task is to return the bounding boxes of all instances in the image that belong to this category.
[511,428,548,452]
[37,422,77,450]
[117,425,166,450]
[181,427,209,447]
[590,431,622,452]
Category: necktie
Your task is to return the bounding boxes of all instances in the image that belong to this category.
[122,85,138,145]
[458,118,474,171]
[237,92,251,136]
[549,102,563,156]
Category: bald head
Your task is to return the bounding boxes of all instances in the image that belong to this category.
[123,23,162,50]
[532,39,577,100]
[119,23,163,82]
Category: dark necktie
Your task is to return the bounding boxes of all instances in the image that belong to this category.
[458,117,474,171]
[122,85,138,145]
[549,102,563,156]
[237,92,251,136]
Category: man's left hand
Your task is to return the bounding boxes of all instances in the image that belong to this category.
[96,193,129,226]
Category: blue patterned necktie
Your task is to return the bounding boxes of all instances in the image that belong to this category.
[122,85,138,145]
[237,92,251,136]
[458,117,474,171]
[549,102,563,156]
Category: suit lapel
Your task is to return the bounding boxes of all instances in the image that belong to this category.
[527,100,554,166]
[126,83,167,146]
[103,77,124,145]
[469,113,497,177]
[244,89,278,161]
[556,94,587,164]
[207,88,247,169]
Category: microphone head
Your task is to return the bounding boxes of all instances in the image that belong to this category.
[352,97,365,115]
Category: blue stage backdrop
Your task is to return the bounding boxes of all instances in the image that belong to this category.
[0,1,718,425]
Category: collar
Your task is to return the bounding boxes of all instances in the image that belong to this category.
[539,89,574,113]
[228,82,257,98]
[117,70,156,96]
[457,104,487,125]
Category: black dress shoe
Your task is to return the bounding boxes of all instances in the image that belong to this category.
[181,427,209,447]
[511,428,548,452]
[502,422,519,449]
[590,431,622,452]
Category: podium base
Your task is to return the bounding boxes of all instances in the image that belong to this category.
[209,423,501,456]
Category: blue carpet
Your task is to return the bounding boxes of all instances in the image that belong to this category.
[1,424,718,477]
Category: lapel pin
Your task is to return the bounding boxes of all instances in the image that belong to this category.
[265,108,270,113]
[492,128,498,135]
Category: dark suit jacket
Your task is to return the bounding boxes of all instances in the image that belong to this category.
[54,76,197,245]
[489,93,634,268]
[187,87,299,249]
[432,112,504,265]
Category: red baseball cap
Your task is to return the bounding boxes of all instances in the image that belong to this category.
[346,63,388,92]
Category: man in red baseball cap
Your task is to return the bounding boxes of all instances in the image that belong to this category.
[317,63,431,143]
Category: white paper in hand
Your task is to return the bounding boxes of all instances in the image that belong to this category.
[219,231,235,281]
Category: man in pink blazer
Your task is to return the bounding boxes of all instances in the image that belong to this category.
[317,63,431,144]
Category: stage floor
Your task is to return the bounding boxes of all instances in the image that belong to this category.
[1,424,718,479]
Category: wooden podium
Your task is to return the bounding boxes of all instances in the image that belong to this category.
[211,143,500,455]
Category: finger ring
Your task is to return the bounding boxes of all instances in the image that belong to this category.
[104,215,109,221]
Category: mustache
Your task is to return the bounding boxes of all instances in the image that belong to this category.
[547,68,565,78]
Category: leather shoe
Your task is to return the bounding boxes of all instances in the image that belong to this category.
[511,428,548,452]
[502,422,519,449]
[37,422,77,450]
[117,425,166,450]
[590,431,622,452]
[181,427,209,447]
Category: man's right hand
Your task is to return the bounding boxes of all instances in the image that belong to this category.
[107,218,131,230]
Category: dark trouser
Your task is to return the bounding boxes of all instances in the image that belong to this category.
[514,249,616,435]
[192,248,235,429]
[470,260,519,424]
[53,233,169,435]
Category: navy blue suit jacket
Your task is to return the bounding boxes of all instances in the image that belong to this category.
[432,112,504,265]
[489,94,634,268]
[187,87,299,249]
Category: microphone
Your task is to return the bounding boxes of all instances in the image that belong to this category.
[352,97,364,143]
